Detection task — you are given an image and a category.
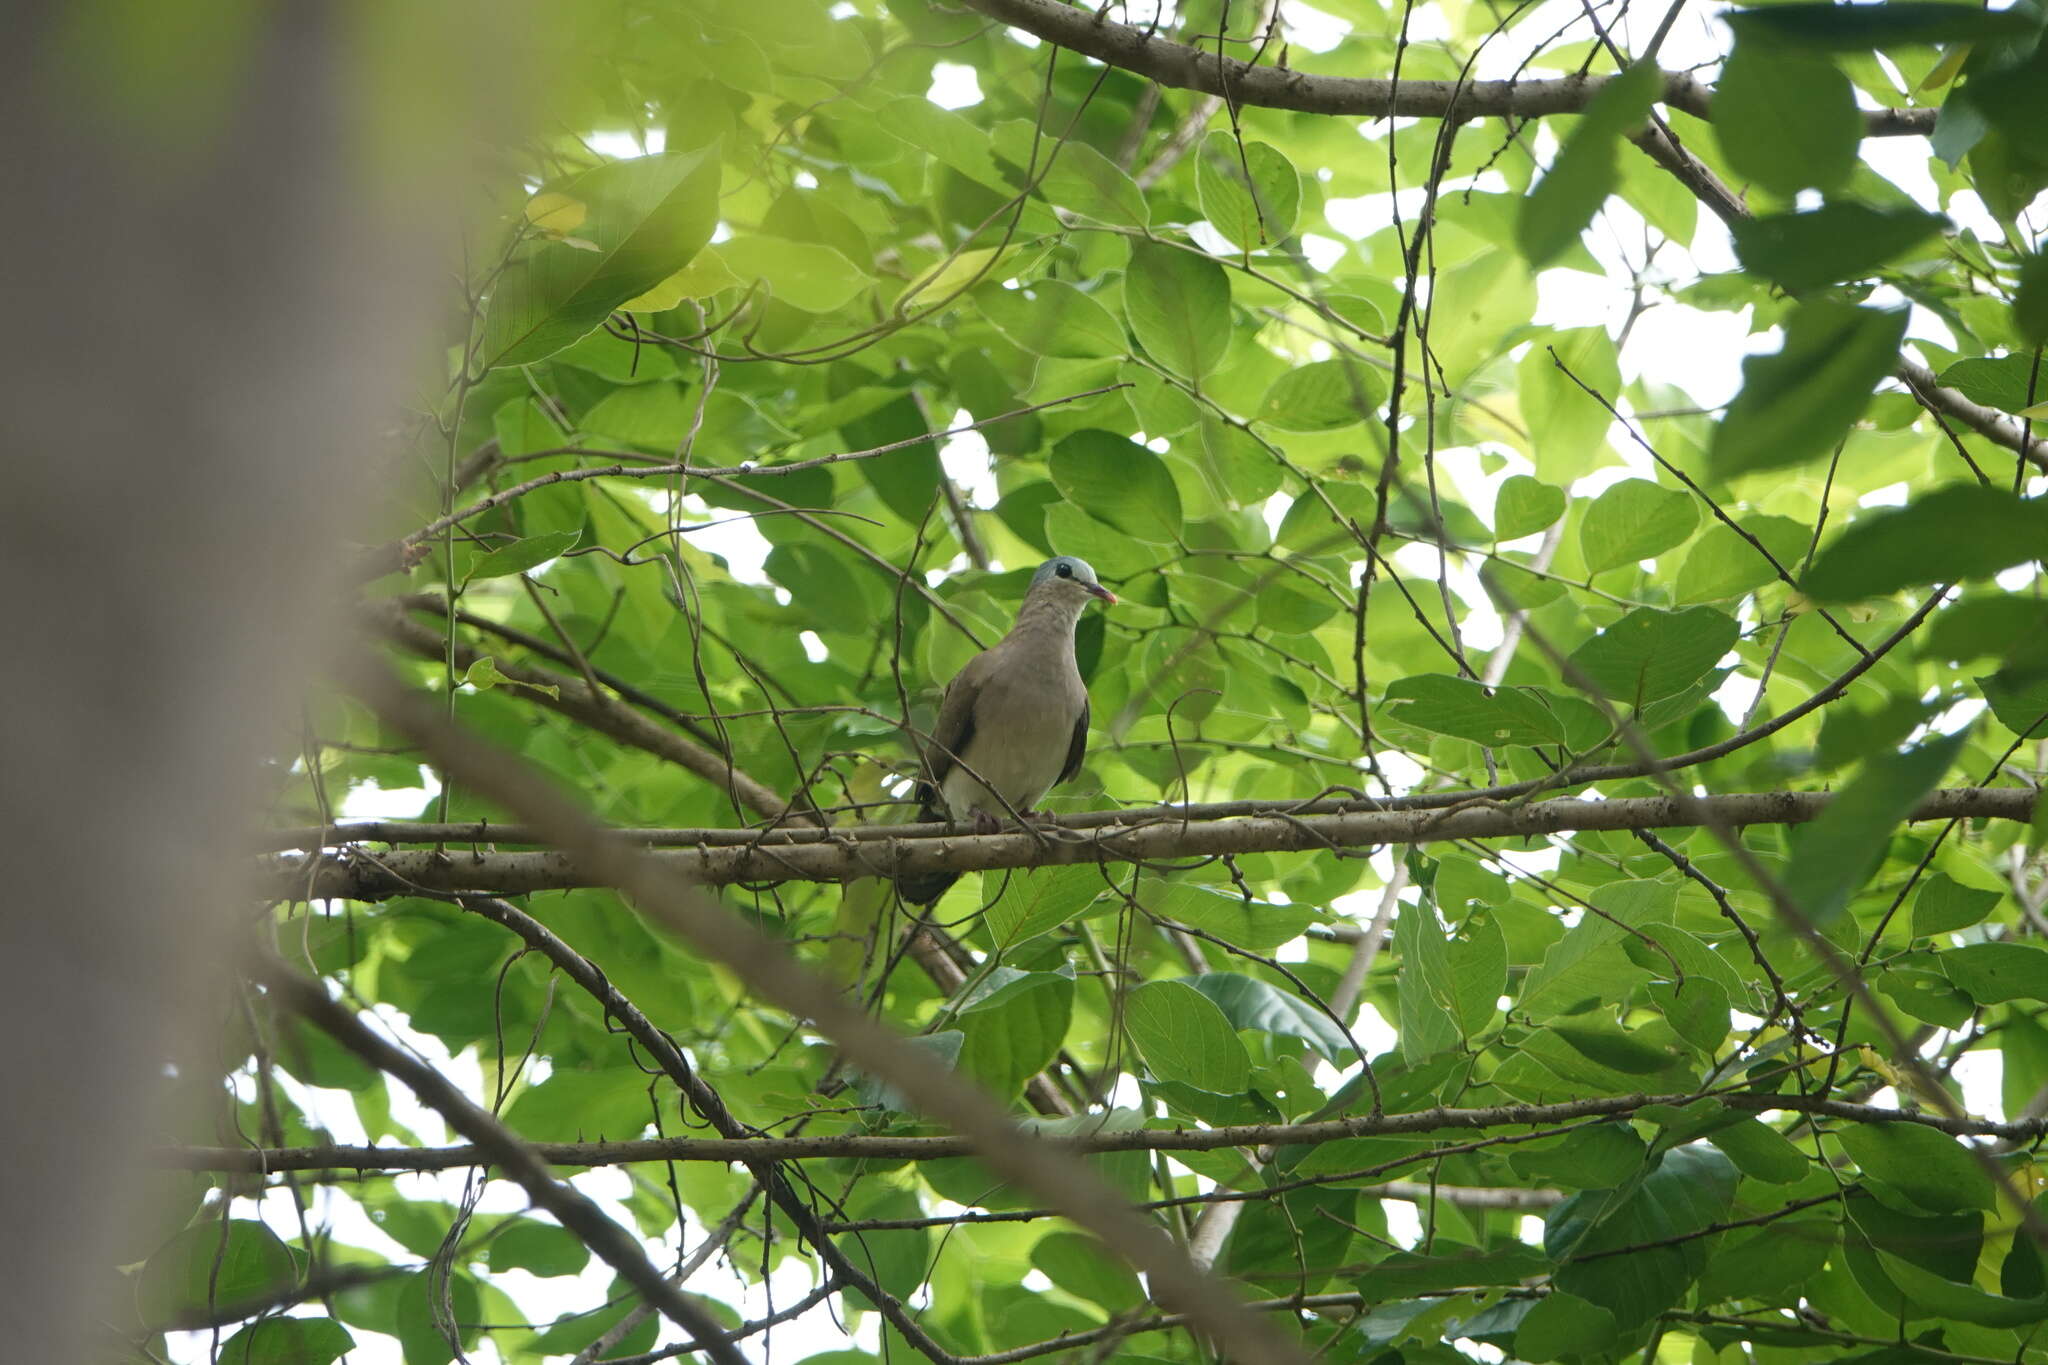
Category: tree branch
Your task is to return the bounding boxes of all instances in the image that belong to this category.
[267,786,2036,898]
[253,957,752,1365]
[163,1087,2048,1174]
[954,0,1931,135]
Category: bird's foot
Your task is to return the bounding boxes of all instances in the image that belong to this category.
[970,810,1002,835]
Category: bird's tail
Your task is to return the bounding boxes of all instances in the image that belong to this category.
[893,796,958,905]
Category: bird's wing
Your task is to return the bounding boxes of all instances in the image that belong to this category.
[1057,695,1089,787]
[919,646,998,801]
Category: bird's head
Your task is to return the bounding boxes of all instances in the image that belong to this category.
[1030,555,1116,606]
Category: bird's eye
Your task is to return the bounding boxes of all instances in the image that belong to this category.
[1055,563,1072,578]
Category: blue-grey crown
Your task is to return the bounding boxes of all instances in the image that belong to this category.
[1030,556,1100,589]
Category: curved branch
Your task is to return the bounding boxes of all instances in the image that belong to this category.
[267,786,2037,898]
[954,0,1932,135]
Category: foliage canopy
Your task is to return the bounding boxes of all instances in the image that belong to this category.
[134,2,2048,1363]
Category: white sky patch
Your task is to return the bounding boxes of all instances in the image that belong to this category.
[1859,480,1911,508]
[941,428,998,503]
[339,769,441,819]
[1298,231,1349,272]
[1283,2,1351,52]
[926,62,984,109]
[586,127,663,159]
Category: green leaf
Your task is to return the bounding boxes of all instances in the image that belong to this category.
[1516,62,1660,267]
[1514,1290,1617,1362]
[1148,882,1312,951]
[1710,300,1910,476]
[719,235,872,313]
[479,148,721,371]
[1123,243,1232,384]
[1937,353,2048,414]
[1707,1117,1809,1183]
[1048,429,1183,543]
[1784,729,1969,927]
[1913,873,2003,936]
[1549,1144,1739,1327]
[1837,1122,1996,1213]
[1184,971,1351,1059]
[983,865,1103,948]
[486,1220,592,1277]
[1698,1217,1835,1301]
[1566,605,1738,710]
[1038,140,1150,227]
[979,280,1126,358]
[139,1221,298,1322]
[1942,942,2048,1004]
[1673,515,1809,603]
[1382,674,1564,748]
[1253,359,1382,430]
[1031,1233,1143,1311]
[218,1318,354,1365]
[1804,485,2048,600]
[1354,1244,1552,1297]
[2017,250,2048,345]
[458,655,558,701]
[1726,3,2039,50]
[1551,1022,1681,1074]
[959,969,1074,1097]
[1494,475,1566,540]
[1124,980,1251,1092]
[1196,134,1302,250]
[1714,42,1861,196]
[1579,480,1699,574]
[464,530,580,583]
[1878,1251,2048,1325]
[1395,903,1465,1063]
[1732,204,1947,289]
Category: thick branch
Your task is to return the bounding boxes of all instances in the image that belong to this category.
[269,786,2036,898]
[165,1088,2047,1173]
[954,0,1931,135]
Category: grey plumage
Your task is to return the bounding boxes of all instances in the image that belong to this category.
[895,556,1115,904]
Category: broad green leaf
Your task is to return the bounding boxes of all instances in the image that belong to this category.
[1697,1217,1835,1301]
[1878,1251,2048,1325]
[1938,353,2048,414]
[218,1319,354,1365]
[1048,429,1183,542]
[896,245,1016,312]
[983,865,1103,947]
[1579,479,1698,574]
[1038,140,1150,226]
[1508,1125,1649,1188]
[1804,485,2048,600]
[1516,62,1660,267]
[1395,903,1464,1063]
[1942,942,2048,1004]
[1514,1290,1617,1362]
[1519,326,1622,482]
[1185,971,1351,1059]
[839,391,942,525]
[1879,965,1977,1028]
[979,280,1126,358]
[1710,300,1910,476]
[1354,1244,1551,1297]
[1714,42,1861,196]
[1673,515,1809,602]
[480,148,721,370]
[718,235,871,313]
[464,530,580,583]
[1707,1117,1808,1183]
[486,1220,591,1277]
[1566,605,1738,710]
[1197,134,1302,250]
[959,969,1074,1097]
[1149,882,1312,951]
[1549,1144,1739,1327]
[1838,1122,1996,1213]
[1124,243,1232,384]
[1031,1233,1143,1311]
[1494,475,1566,539]
[1913,872,2003,936]
[501,1066,657,1142]
[1980,670,2048,739]
[140,1221,298,1322]
[852,1032,964,1114]
[1123,980,1251,1092]
[1784,729,1968,927]
[1381,674,1564,747]
[1732,204,1947,289]
[1254,359,1381,431]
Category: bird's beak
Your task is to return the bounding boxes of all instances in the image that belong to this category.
[1089,584,1117,605]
